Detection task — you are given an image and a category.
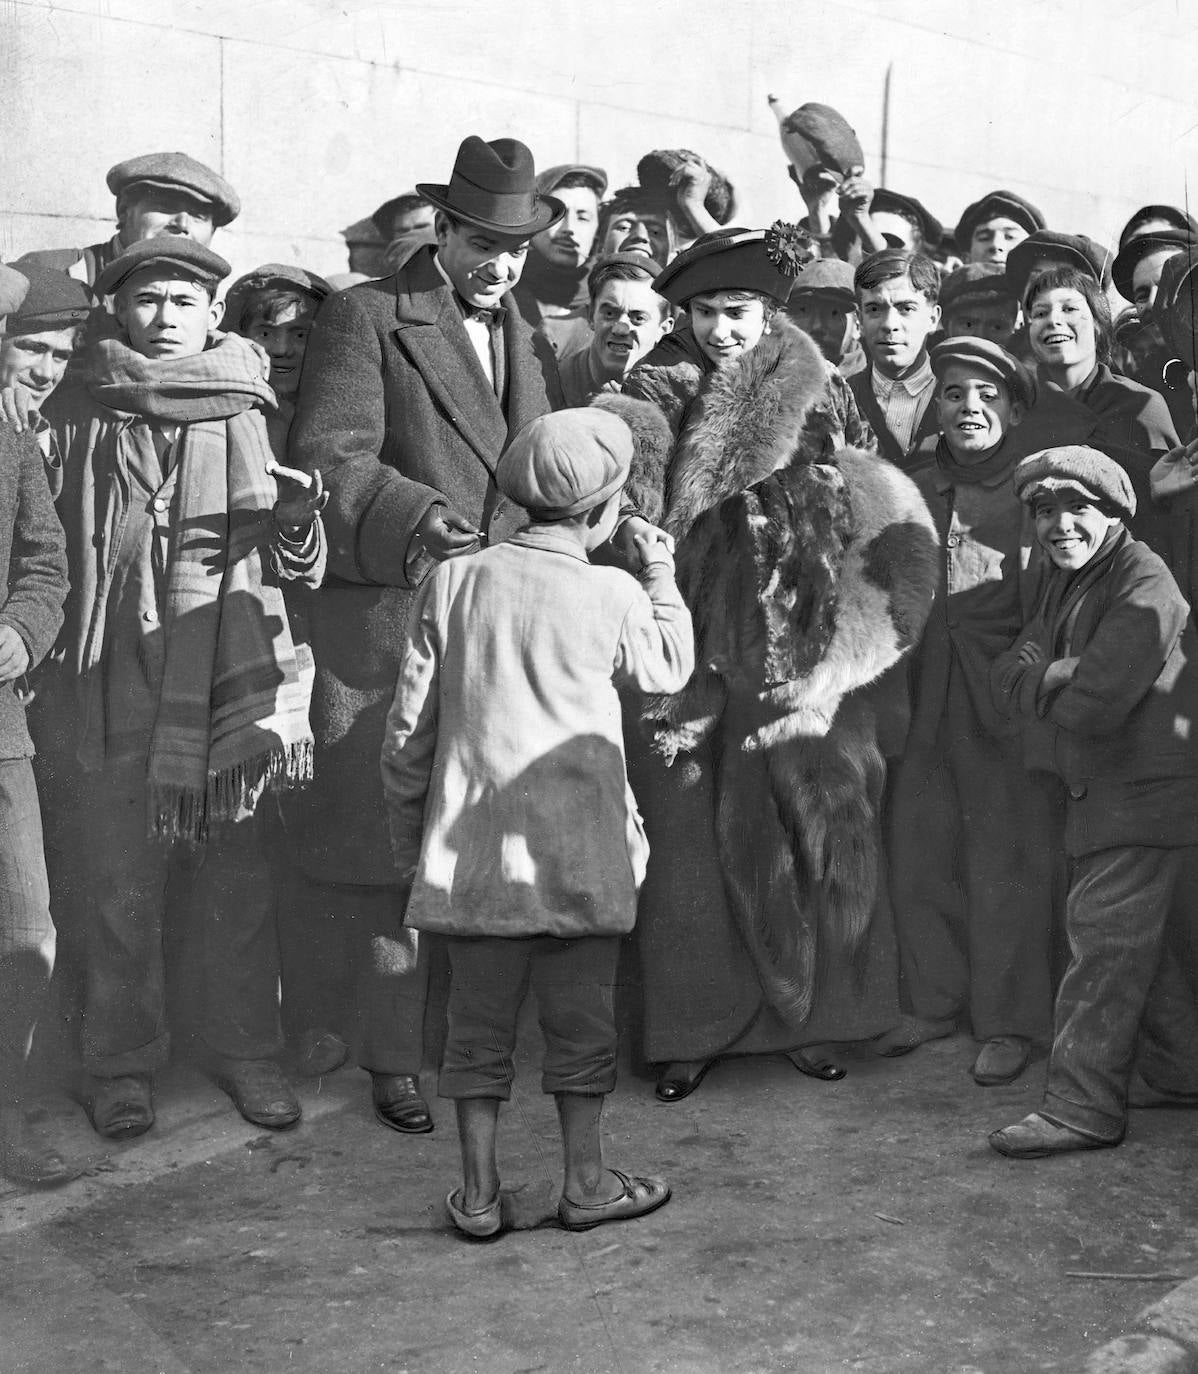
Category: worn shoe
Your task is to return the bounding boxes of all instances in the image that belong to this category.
[83,1073,155,1140]
[293,1029,349,1079]
[371,1073,433,1134]
[0,1115,81,1188]
[988,1112,1121,1159]
[874,1015,956,1057]
[971,1035,1032,1087]
[210,1058,301,1130]
[787,1047,847,1081]
[559,1169,672,1232]
[654,1060,712,1102]
[445,1188,503,1240]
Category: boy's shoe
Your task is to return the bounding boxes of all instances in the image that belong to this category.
[209,1057,301,1130]
[988,1112,1121,1159]
[558,1169,671,1232]
[445,1188,503,1240]
[971,1036,1031,1086]
[874,1015,955,1057]
[371,1073,433,1134]
[82,1073,155,1140]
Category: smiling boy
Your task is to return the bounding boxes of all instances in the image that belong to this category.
[989,447,1198,1157]
[848,249,942,468]
[882,339,1060,1081]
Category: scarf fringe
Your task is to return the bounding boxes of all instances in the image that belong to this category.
[149,739,314,844]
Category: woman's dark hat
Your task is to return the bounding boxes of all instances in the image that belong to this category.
[654,223,813,307]
[416,136,564,238]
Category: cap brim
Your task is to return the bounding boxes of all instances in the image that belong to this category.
[415,184,564,238]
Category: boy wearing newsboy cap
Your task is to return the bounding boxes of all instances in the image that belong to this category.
[989,446,1198,1157]
[380,408,693,1239]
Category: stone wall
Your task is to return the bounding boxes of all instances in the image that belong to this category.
[1,0,1192,287]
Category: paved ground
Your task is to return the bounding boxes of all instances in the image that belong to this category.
[4,1032,1197,1374]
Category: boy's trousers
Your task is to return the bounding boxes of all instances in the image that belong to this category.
[1042,843,1198,1141]
[79,758,283,1078]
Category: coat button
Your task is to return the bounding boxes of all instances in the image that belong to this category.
[152,497,168,512]
[1068,783,1087,800]
[946,534,960,548]
[142,609,158,624]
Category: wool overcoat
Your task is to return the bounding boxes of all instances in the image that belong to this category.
[288,245,559,882]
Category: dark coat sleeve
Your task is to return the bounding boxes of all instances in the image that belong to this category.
[0,430,68,667]
[288,287,443,588]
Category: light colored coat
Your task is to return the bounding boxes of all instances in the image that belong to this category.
[380,528,694,938]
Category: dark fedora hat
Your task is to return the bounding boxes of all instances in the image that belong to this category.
[417,136,564,238]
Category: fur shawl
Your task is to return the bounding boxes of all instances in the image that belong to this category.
[628,318,939,1029]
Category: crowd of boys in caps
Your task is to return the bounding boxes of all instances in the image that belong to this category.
[0,105,1197,1236]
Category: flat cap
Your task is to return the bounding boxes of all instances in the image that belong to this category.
[586,251,662,300]
[954,190,1045,257]
[773,101,864,186]
[787,256,855,303]
[95,236,231,298]
[1014,445,1136,520]
[939,262,1014,313]
[537,164,608,199]
[1112,229,1196,302]
[223,263,332,333]
[870,189,944,250]
[1006,231,1112,300]
[106,152,240,227]
[1119,204,1198,251]
[498,409,632,518]
[341,216,384,246]
[4,261,92,331]
[0,264,29,322]
[931,336,1036,408]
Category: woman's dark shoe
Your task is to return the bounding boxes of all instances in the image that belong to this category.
[210,1058,301,1130]
[371,1073,433,1134]
[786,1048,847,1081]
[654,1060,712,1102]
[83,1073,155,1140]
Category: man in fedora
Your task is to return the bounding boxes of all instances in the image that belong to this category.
[287,135,567,1137]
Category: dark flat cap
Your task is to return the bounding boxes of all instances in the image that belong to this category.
[1014,445,1136,519]
[537,164,608,199]
[772,100,864,185]
[954,190,1045,257]
[107,152,240,227]
[223,264,332,333]
[1151,247,1198,369]
[1112,229,1196,302]
[0,264,29,322]
[787,256,856,303]
[939,262,1014,313]
[4,261,92,331]
[95,236,231,297]
[1006,231,1112,300]
[1119,204,1198,251]
[587,251,662,300]
[870,189,944,250]
[931,336,1036,407]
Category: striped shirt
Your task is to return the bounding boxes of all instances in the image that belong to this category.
[870,353,936,456]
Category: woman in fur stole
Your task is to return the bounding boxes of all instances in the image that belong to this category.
[616,227,939,1101]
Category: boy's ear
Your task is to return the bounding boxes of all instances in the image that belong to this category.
[1008,399,1026,429]
[928,302,942,330]
[209,296,226,331]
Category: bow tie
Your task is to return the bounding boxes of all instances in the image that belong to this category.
[458,298,504,326]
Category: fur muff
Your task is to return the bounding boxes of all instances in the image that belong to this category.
[590,393,673,525]
[632,319,939,1030]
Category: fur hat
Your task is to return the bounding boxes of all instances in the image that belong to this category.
[770,100,864,188]
[588,393,673,525]
[95,236,231,297]
[1006,231,1112,299]
[417,136,564,238]
[939,262,1014,314]
[1119,205,1198,251]
[931,336,1036,407]
[1014,445,1136,519]
[498,409,632,518]
[0,264,29,327]
[3,262,92,333]
[953,190,1045,257]
[655,225,812,307]
[107,152,240,226]
[1112,229,1196,303]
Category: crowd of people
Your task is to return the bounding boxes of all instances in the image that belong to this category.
[2,107,1198,1240]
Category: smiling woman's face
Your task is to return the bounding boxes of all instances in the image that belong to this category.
[688,291,769,368]
[1027,286,1097,372]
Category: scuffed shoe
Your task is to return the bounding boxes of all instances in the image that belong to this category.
[558,1169,671,1232]
[445,1187,503,1240]
[988,1111,1120,1159]
[210,1058,301,1130]
[83,1073,155,1140]
[971,1035,1031,1087]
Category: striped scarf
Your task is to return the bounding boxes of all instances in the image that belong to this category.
[87,332,314,842]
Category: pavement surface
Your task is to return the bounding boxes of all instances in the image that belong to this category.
[3,1031,1197,1374]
